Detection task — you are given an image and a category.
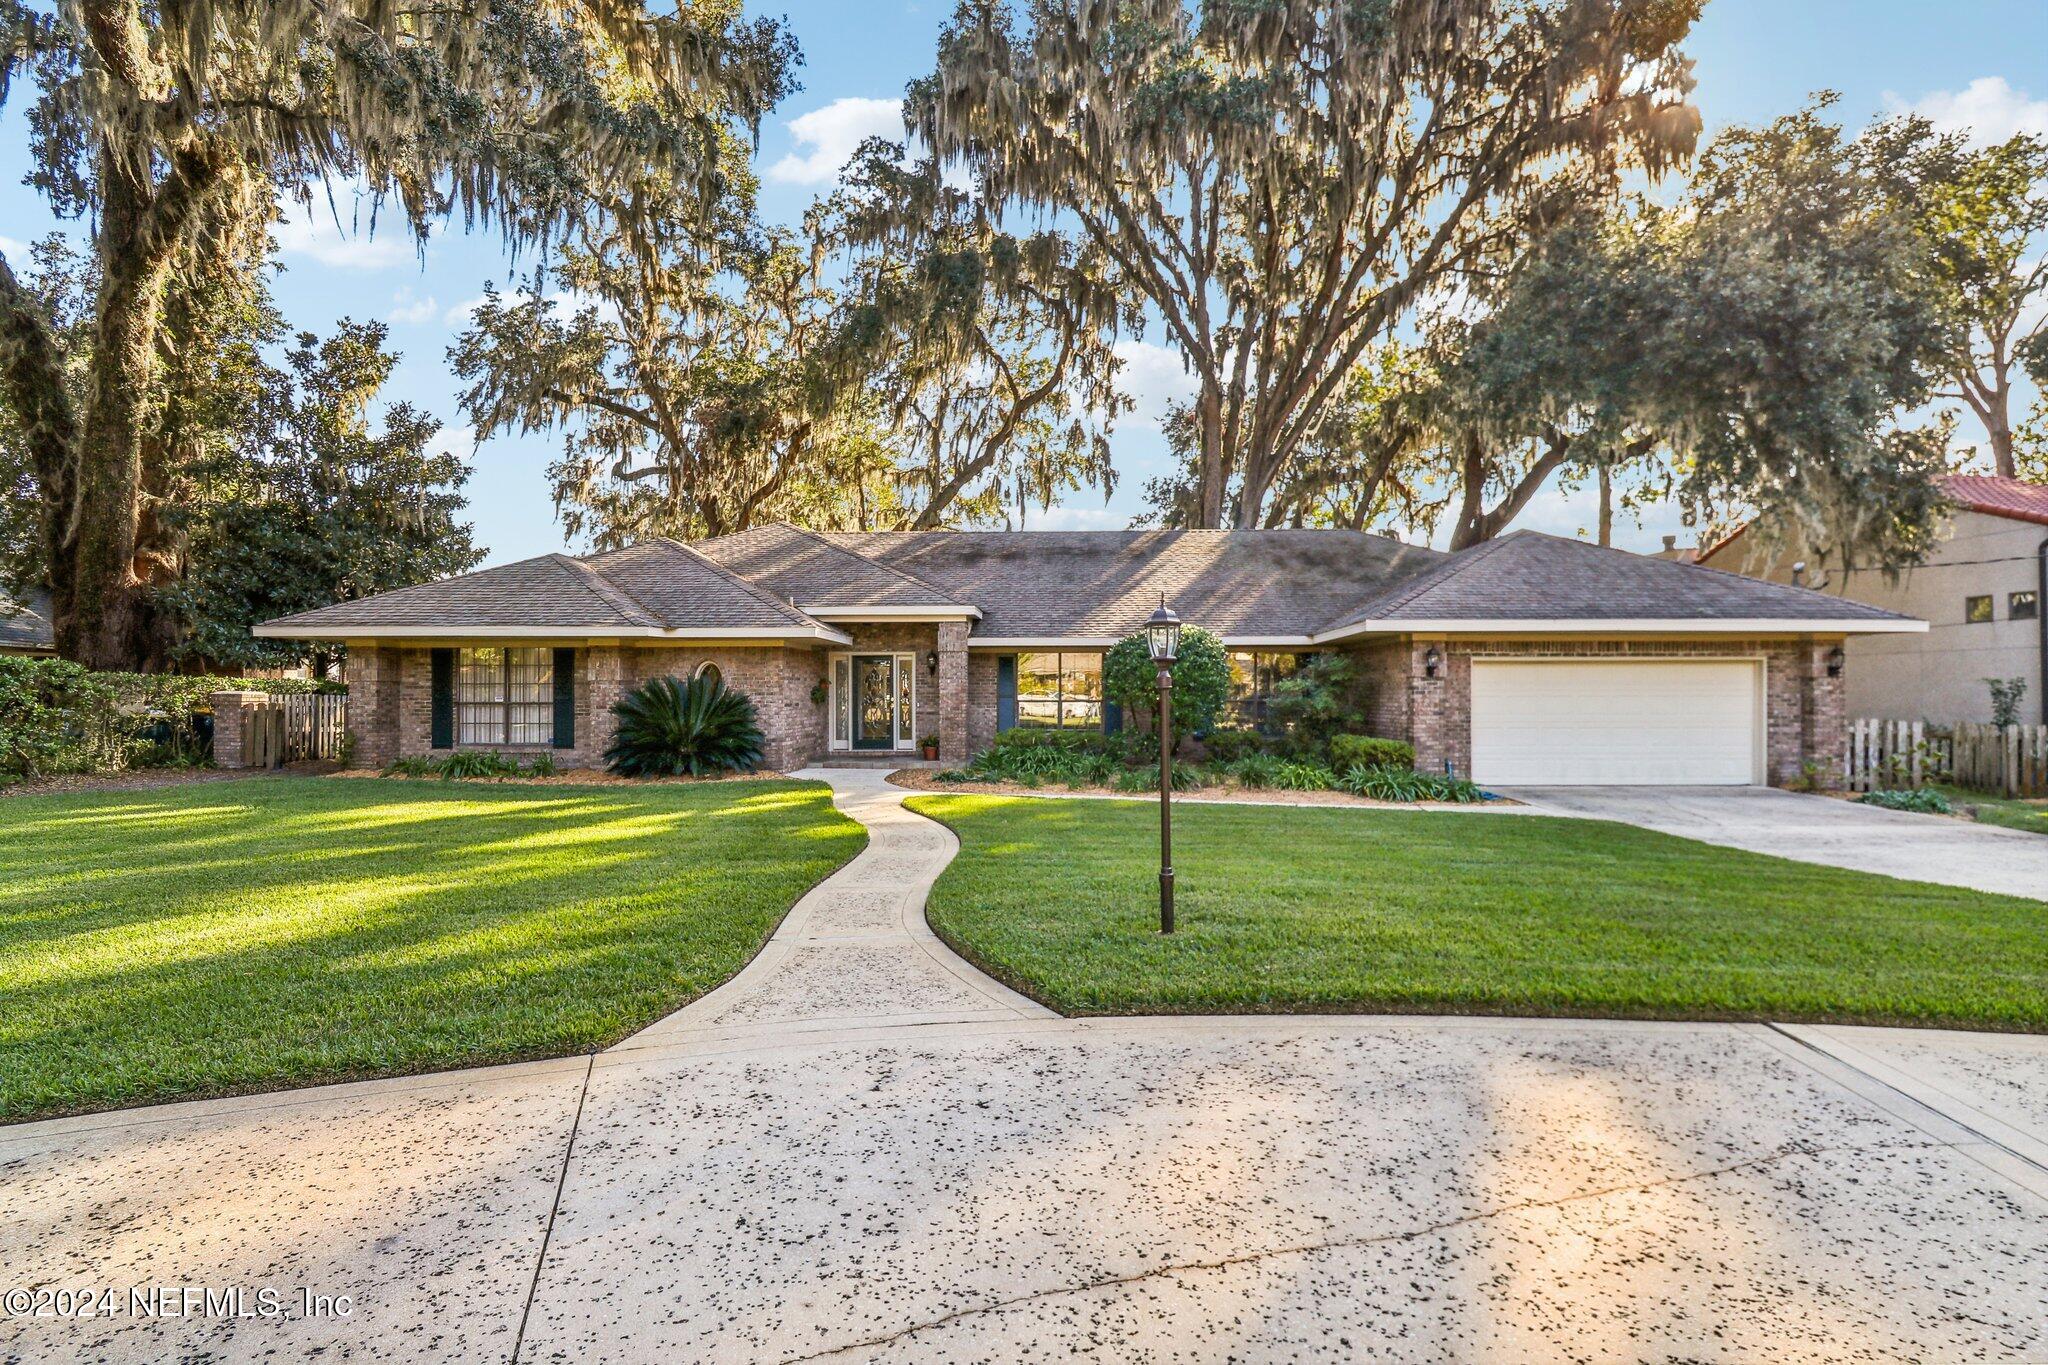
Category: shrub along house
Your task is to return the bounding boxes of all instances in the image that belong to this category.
[256,523,1922,786]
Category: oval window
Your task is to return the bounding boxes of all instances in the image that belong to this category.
[694,662,722,689]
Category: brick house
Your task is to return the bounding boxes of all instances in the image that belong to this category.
[256,524,1922,786]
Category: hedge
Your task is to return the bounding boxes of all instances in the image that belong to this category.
[0,656,342,781]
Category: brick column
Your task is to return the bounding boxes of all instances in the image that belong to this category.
[583,646,625,770]
[937,621,970,762]
[1794,638,1846,789]
[1406,639,1456,775]
[346,646,401,769]
[209,691,266,769]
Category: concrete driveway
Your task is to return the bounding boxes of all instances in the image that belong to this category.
[1504,785,2048,900]
[5,772,2047,1363]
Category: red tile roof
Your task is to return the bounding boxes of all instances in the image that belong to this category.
[1940,474,2048,527]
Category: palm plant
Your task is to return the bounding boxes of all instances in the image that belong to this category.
[605,677,765,777]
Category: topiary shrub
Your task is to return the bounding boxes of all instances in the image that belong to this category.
[1103,624,1230,739]
[1328,735,1414,771]
[606,676,765,777]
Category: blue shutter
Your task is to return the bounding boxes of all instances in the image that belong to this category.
[1103,698,1122,735]
[552,647,575,749]
[996,655,1018,732]
[430,649,455,749]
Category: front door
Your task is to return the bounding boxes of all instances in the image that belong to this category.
[853,654,897,750]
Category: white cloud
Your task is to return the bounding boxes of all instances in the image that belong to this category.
[274,196,416,271]
[1886,77,2048,146]
[767,97,906,185]
[0,235,27,261]
[1112,340,1200,424]
[444,294,489,326]
[386,287,439,326]
[1020,505,1127,531]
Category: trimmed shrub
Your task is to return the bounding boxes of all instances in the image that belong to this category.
[1856,788,1953,814]
[1266,654,1373,757]
[1328,735,1415,771]
[1103,624,1231,736]
[606,676,765,777]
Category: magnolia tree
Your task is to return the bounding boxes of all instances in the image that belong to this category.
[1103,625,1230,739]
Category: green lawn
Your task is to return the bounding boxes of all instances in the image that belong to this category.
[1936,785,2048,837]
[0,776,864,1122]
[908,794,2048,1031]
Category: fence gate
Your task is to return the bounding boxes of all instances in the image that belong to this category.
[1846,718,2048,797]
[239,693,349,766]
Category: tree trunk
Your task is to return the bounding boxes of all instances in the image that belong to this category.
[1597,461,1613,547]
[65,164,182,666]
[1194,379,1227,529]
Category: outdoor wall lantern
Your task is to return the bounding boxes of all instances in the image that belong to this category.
[1826,646,1845,678]
[926,649,940,676]
[1145,596,1181,935]
[1423,645,1444,678]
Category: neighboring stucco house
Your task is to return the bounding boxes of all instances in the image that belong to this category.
[257,524,1921,787]
[0,591,55,656]
[1699,474,2047,725]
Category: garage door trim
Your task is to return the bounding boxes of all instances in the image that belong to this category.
[1467,655,1765,787]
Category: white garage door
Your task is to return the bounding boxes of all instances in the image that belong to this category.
[1470,660,1761,786]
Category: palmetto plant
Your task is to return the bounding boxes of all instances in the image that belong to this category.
[605,677,765,778]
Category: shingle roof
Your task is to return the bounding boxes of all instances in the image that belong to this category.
[578,539,832,632]
[0,590,54,652]
[820,529,1447,639]
[258,522,1916,643]
[694,523,969,608]
[1321,530,1908,632]
[258,544,832,637]
[1940,473,2048,528]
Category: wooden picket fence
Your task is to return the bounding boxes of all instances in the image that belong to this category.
[238,693,349,767]
[1845,718,2048,797]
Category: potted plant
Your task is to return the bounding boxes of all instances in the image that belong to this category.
[918,734,940,761]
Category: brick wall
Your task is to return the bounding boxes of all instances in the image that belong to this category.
[1392,636,1845,787]
[967,653,1001,754]
[630,645,819,771]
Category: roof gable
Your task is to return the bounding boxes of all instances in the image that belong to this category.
[826,529,1447,639]
[261,555,665,633]
[1325,531,1908,632]
[579,540,831,632]
[694,523,968,609]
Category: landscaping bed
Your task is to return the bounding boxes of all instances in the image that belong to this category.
[0,775,865,1122]
[908,792,2048,1031]
[887,767,1517,809]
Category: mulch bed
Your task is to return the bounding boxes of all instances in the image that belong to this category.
[886,767,1516,809]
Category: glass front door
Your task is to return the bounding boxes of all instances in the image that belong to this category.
[853,654,896,750]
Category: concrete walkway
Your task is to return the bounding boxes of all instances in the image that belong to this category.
[1504,785,2048,900]
[4,772,2047,1363]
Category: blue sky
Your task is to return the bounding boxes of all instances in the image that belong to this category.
[3,0,2045,567]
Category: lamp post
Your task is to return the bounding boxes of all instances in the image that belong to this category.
[1145,598,1182,934]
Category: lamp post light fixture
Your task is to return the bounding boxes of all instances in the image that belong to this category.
[1145,597,1182,935]
[1423,644,1444,678]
